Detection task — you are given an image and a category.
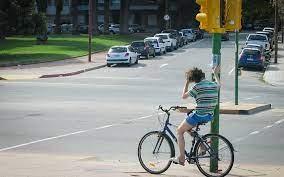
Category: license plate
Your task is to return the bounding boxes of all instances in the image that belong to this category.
[247,58,254,61]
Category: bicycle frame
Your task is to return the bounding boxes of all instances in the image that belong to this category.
[157,111,214,162]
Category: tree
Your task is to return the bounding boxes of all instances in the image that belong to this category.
[54,0,63,34]
[93,0,98,35]
[104,0,110,34]
[71,0,79,35]
[119,0,130,34]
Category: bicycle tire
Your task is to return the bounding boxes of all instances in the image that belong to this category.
[194,134,234,177]
[138,131,175,174]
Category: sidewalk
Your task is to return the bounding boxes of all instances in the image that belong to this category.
[0,51,107,80]
[263,42,284,86]
[0,152,283,177]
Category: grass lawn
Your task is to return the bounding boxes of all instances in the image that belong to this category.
[0,34,148,66]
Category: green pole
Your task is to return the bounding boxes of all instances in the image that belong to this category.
[235,31,239,105]
[210,33,221,172]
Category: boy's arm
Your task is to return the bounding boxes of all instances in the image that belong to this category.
[182,80,190,99]
[213,65,221,87]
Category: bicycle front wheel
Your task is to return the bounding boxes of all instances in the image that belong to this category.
[194,134,234,177]
[138,131,175,174]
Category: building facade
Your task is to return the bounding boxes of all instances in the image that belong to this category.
[46,0,196,31]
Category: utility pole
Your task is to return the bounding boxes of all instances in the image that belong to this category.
[88,0,93,62]
[165,0,169,29]
[274,0,278,64]
[235,30,239,105]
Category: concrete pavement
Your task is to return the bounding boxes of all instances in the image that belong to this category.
[0,152,283,177]
[264,43,284,86]
[0,51,107,80]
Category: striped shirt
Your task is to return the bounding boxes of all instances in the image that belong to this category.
[188,79,219,115]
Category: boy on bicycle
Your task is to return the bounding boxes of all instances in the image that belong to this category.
[171,67,220,165]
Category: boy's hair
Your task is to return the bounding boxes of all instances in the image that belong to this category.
[186,67,205,83]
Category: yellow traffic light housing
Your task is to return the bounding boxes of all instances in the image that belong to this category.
[224,0,242,31]
[196,0,225,33]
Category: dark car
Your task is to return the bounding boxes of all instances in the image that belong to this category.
[238,48,265,70]
[221,32,229,41]
[161,29,182,48]
[131,41,155,59]
[129,24,145,33]
[193,29,204,39]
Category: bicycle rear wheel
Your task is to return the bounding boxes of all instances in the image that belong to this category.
[138,131,175,174]
[194,134,234,177]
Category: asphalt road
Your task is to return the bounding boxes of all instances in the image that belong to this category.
[1,34,284,176]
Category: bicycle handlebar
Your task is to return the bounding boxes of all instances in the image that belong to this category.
[158,105,188,113]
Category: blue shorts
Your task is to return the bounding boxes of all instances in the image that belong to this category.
[186,112,213,126]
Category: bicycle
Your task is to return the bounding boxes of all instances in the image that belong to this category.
[138,105,235,177]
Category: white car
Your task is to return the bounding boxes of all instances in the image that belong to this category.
[180,29,196,42]
[154,33,177,52]
[144,37,166,55]
[246,34,270,51]
[106,46,139,67]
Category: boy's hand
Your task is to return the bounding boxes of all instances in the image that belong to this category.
[177,107,191,113]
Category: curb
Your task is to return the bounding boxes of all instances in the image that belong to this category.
[183,103,272,115]
[0,77,6,80]
[220,104,272,115]
[39,64,106,78]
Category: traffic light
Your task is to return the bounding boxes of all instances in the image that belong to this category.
[224,0,242,31]
[196,0,225,33]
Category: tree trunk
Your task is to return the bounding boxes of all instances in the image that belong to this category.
[93,0,98,35]
[55,0,63,34]
[120,0,130,34]
[71,0,79,35]
[104,0,110,34]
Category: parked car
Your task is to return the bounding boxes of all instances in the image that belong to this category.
[106,46,139,67]
[263,27,274,33]
[47,23,55,34]
[221,32,229,41]
[193,29,204,39]
[180,29,196,42]
[129,24,145,33]
[154,33,177,52]
[144,37,166,55]
[256,31,273,49]
[238,48,265,70]
[245,34,270,51]
[131,41,155,59]
[179,32,188,45]
[98,24,120,34]
[244,43,271,61]
[161,29,182,48]
[61,24,73,33]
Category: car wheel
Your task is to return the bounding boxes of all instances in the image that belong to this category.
[152,52,156,58]
[145,53,149,59]
[135,56,139,64]
[128,58,132,67]
[107,63,111,67]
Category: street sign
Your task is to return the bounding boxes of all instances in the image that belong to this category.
[164,14,170,21]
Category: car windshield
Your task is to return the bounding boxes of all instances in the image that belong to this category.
[155,35,168,39]
[145,39,158,44]
[248,35,267,41]
[131,42,144,47]
[109,47,127,53]
[242,49,260,55]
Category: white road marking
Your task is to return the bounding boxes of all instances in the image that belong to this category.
[243,96,260,100]
[275,119,284,125]
[160,63,169,68]
[0,114,154,152]
[263,125,274,129]
[228,67,235,76]
[249,131,260,135]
